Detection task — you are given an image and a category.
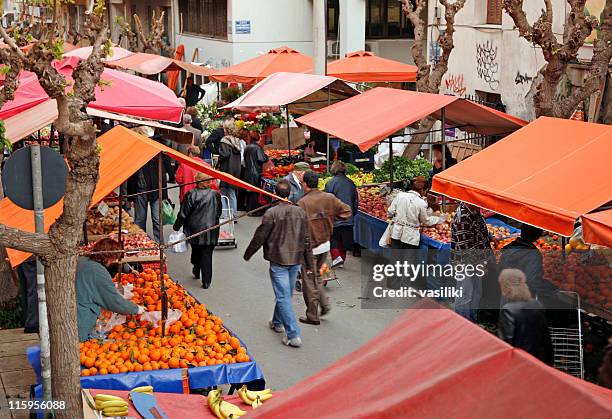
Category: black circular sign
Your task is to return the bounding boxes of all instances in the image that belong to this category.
[2,146,68,210]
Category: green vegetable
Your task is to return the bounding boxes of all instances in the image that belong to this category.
[372,157,432,183]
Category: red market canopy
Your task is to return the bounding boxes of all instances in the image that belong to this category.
[327,50,417,82]
[64,45,134,61]
[0,126,280,267]
[432,117,612,236]
[106,52,215,78]
[209,46,312,84]
[0,57,184,123]
[251,303,612,418]
[295,87,527,152]
[222,72,358,114]
[583,209,612,247]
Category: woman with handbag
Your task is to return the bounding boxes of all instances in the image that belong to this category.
[243,130,269,213]
[173,173,222,289]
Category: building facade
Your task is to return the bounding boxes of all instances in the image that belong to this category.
[429,0,602,121]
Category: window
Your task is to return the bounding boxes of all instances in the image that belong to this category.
[178,0,228,39]
[486,0,502,25]
[366,0,414,39]
[327,0,339,39]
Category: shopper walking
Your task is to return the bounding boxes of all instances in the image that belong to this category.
[284,162,311,203]
[173,173,222,289]
[243,133,269,212]
[497,269,554,365]
[217,119,242,219]
[181,114,202,154]
[175,146,219,202]
[183,76,205,107]
[451,202,492,322]
[127,157,167,243]
[324,161,358,268]
[298,171,352,325]
[244,180,314,348]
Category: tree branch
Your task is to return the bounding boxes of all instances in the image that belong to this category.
[0,224,52,256]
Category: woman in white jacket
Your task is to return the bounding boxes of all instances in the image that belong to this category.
[388,176,441,249]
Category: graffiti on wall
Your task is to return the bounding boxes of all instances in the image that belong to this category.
[476,40,499,90]
[444,74,467,96]
[514,71,534,85]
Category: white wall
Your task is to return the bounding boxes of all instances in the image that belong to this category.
[339,0,366,57]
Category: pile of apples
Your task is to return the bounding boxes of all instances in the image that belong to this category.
[421,212,452,243]
[358,187,388,220]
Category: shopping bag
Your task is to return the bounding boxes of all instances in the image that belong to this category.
[161,200,176,225]
[168,230,188,253]
[379,222,394,248]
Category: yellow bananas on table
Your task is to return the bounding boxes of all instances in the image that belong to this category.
[93,394,129,417]
[207,389,247,419]
[238,385,273,407]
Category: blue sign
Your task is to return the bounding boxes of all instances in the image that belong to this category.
[235,20,251,34]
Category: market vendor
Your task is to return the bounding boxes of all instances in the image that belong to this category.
[76,238,145,342]
[284,161,311,203]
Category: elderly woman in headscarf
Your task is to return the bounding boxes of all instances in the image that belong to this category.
[217,118,242,219]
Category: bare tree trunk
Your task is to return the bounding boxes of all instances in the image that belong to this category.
[45,255,82,415]
[0,246,18,305]
[403,117,435,160]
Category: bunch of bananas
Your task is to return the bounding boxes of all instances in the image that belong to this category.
[238,386,273,409]
[128,385,154,399]
[207,389,247,418]
[93,394,129,417]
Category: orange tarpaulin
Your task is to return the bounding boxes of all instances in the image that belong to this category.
[167,44,185,91]
[108,52,214,78]
[0,126,279,267]
[209,46,312,84]
[432,117,612,236]
[327,50,417,82]
[583,209,612,247]
[251,302,612,418]
[296,87,527,152]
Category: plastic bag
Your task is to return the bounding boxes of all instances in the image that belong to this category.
[94,311,127,336]
[162,200,176,225]
[117,283,134,300]
[168,230,188,253]
[140,309,182,329]
[379,222,394,248]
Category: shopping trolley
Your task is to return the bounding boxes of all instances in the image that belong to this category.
[549,290,584,379]
[217,195,237,248]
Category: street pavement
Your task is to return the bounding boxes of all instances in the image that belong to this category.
[154,192,403,390]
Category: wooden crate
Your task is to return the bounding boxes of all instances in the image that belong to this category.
[450,141,482,162]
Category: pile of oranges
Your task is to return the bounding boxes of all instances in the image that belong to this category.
[80,269,251,377]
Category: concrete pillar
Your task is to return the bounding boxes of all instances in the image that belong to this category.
[312,0,327,75]
[339,0,366,58]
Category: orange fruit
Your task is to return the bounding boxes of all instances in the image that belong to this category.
[99,368,109,375]
[81,369,91,377]
[168,357,180,369]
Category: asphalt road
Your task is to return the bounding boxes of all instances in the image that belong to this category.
[153,193,403,390]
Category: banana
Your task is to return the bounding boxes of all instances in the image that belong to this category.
[237,387,253,406]
[102,407,129,417]
[207,389,222,418]
[245,389,272,402]
[131,385,154,393]
[251,396,262,409]
[249,389,272,397]
[94,394,125,402]
[98,400,129,409]
[219,400,247,417]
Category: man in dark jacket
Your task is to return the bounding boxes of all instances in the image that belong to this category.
[184,77,205,107]
[298,171,352,325]
[497,269,554,365]
[205,126,225,156]
[244,180,314,348]
[243,135,269,212]
[324,161,358,268]
[217,120,242,218]
[173,173,222,289]
[283,162,310,203]
[128,156,168,243]
[499,224,558,303]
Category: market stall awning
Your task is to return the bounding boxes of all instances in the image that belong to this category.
[0,126,280,267]
[64,45,134,61]
[327,50,417,82]
[2,100,192,145]
[0,57,184,123]
[222,72,358,114]
[106,52,215,77]
[251,301,612,418]
[431,117,612,236]
[295,87,527,151]
[583,209,612,247]
[209,46,312,84]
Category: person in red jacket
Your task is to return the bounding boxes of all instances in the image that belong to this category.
[175,146,219,202]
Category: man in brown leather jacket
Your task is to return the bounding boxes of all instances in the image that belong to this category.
[244,180,314,348]
[298,171,352,325]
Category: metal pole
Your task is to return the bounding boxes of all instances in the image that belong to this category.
[440,107,447,212]
[157,154,167,336]
[285,107,291,157]
[117,184,124,284]
[389,137,394,191]
[30,144,52,401]
[326,86,331,169]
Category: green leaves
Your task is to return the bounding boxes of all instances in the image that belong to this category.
[0,120,11,152]
[373,157,432,183]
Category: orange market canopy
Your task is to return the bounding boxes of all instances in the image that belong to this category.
[327,50,417,82]
[0,126,279,267]
[106,52,215,78]
[209,46,312,84]
[251,303,612,418]
[432,117,612,236]
[583,209,612,247]
[222,72,358,114]
[295,87,527,152]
